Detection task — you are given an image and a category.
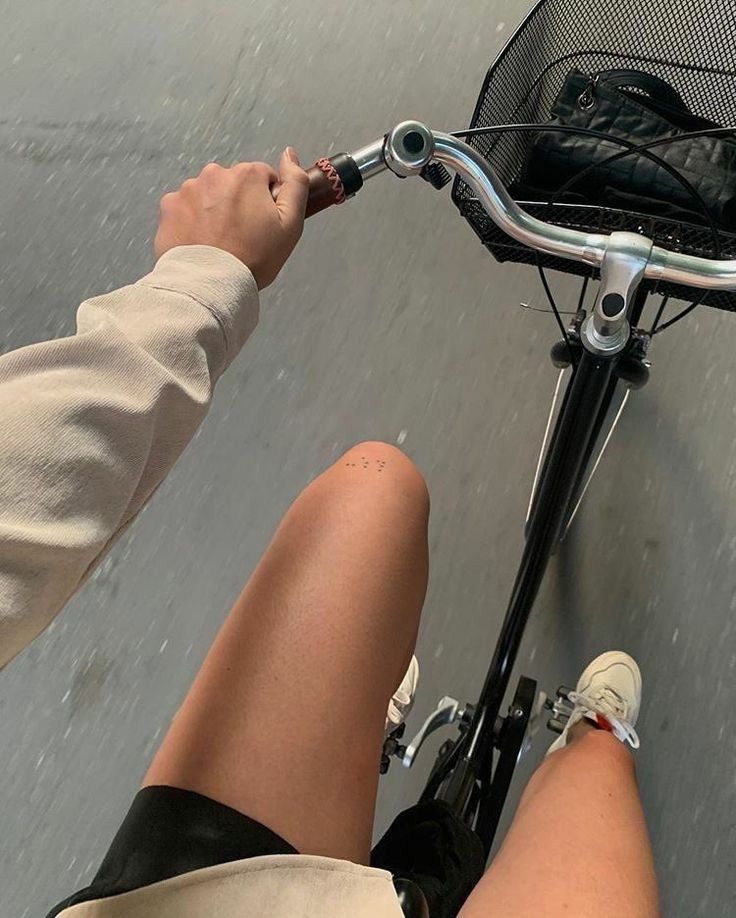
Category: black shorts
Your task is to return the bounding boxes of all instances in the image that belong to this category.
[47,788,485,918]
[46,785,298,918]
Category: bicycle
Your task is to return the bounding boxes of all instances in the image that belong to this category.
[293,1,736,913]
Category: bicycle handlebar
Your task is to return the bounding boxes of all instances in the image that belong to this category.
[304,121,736,294]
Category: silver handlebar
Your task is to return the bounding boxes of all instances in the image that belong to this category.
[433,131,736,292]
[432,131,610,269]
[350,121,736,293]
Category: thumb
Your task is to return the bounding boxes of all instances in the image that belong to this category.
[275,147,309,227]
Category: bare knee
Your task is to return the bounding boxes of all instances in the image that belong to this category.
[337,441,429,513]
[297,441,429,531]
[521,730,634,810]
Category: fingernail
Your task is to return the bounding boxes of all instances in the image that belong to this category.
[285,146,299,164]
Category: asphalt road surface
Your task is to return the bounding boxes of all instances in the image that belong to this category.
[1,2,734,916]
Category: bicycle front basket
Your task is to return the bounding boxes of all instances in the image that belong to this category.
[453,0,736,311]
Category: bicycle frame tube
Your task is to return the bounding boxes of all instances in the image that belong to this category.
[436,350,617,849]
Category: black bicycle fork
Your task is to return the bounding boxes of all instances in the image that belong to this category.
[435,350,616,855]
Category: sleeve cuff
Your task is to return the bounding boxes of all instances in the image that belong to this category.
[138,245,260,368]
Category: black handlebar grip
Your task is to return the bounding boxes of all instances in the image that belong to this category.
[305,153,363,218]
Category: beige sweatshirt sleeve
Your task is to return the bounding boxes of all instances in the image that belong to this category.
[0,244,259,668]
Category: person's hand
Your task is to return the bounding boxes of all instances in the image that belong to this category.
[154,148,309,288]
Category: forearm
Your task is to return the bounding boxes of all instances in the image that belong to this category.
[0,245,259,667]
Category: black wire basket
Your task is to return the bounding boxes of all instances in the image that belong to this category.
[452,0,736,312]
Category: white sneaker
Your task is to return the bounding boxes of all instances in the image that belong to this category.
[547,651,641,755]
[385,655,419,737]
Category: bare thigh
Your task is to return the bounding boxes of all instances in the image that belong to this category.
[144,441,430,864]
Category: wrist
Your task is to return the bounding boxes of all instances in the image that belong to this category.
[142,245,260,367]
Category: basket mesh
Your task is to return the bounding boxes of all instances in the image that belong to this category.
[452,0,736,311]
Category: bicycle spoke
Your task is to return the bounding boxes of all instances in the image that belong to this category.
[526,368,567,525]
[563,387,630,535]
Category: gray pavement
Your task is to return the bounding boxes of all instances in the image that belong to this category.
[1,2,734,916]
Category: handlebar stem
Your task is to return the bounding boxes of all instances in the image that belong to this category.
[582,232,653,356]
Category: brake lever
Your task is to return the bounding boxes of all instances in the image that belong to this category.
[420,162,452,190]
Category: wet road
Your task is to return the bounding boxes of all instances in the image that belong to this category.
[1,2,734,916]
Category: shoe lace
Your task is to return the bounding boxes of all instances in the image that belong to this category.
[568,686,640,749]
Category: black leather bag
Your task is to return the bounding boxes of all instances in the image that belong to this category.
[515,69,736,229]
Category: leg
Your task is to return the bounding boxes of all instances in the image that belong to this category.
[461,726,659,918]
[144,441,429,864]
[461,654,660,918]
